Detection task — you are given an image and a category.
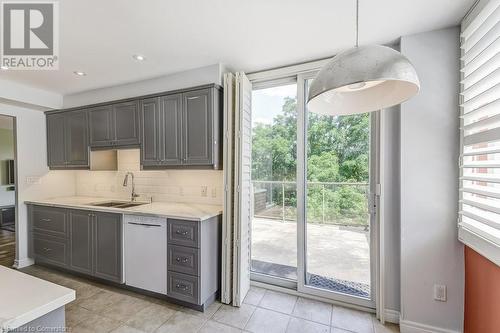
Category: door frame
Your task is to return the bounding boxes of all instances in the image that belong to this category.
[247,67,381,310]
[0,114,18,268]
[295,71,378,309]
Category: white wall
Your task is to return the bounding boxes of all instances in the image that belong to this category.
[0,103,76,268]
[76,149,223,205]
[63,63,223,108]
[399,27,463,333]
[381,106,401,316]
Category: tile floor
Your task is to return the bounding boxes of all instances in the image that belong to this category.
[19,265,399,333]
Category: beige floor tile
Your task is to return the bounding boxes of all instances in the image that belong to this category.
[244,308,290,333]
[155,311,208,333]
[65,305,94,327]
[212,304,256,329]
[102,297,151,322]
[199,320,243,333]
[331,328,352,333]
[331,306,374,333]
[179,300,222,318]
[286,317,330,333]
[78,290,127,312]
[125,303,176,333]
[259,290,298,314]
[291,297,332,325]
[243,287,266,306]
[373,320,400,333]
[71,312,121,333]
[110,325,145,333]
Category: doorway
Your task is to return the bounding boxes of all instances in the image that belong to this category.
[0,115,16,267]
[249,71,376,308]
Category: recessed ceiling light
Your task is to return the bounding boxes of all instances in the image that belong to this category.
[73,71,86,76]
[0,65,8,70]
[133,54,145,61]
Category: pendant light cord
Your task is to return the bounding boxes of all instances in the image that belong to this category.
[355,0,359,47]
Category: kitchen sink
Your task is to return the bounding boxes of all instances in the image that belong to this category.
[89,201,147,209]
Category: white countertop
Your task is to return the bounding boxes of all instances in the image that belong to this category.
[25,196,223,221]
[0,266,75,332]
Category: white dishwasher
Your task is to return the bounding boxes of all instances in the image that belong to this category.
[124,215,167,294]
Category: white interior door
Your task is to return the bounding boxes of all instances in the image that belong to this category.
[232,72,253,306]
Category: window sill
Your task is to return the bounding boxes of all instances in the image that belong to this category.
[459,223,500,266]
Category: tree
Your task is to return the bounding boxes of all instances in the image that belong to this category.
[252,95,370,226]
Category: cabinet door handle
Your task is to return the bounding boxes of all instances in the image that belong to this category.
[175,230,189,236]
[43,247,52,252]
[175,257,188,263]
[41,218,52,222]
[175,283,189,291]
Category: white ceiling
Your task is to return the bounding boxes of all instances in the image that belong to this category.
[0,0,475,95]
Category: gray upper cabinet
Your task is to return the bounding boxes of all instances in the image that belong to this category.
[47,110,89,169]
[113,101,140,146]
[48,84,221,170]
[88,106,113,147]
[93,211,122,283]
[140,97,162,166]
[47,114,66,168]
[140,86,222,169]
[183,89,212,165]
[65,110,89,166]
[161,94,183,165]
[89,102,140,148]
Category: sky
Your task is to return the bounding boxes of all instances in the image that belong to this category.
[252,83,297,126]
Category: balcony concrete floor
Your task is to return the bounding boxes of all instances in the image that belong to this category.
[251,217,371,285]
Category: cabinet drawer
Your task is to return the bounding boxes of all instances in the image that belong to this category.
[167,245,199,276]
[167,271,199,304]
[33,233,68,267]
[32,206,68,238]
[167,219,199,248]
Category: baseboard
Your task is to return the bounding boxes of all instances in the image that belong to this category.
[400,319,461,333]
[384,309,400,324]
[13,257,34,269]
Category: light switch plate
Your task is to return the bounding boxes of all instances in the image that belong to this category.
[434,284,447,302]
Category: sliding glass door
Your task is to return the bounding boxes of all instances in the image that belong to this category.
[250,79,298,286]
[297,73,375,307]
[250,72,376,307]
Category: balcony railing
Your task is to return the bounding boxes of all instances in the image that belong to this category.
[252,180,370,227]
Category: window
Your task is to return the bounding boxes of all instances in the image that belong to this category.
[459,0,500,265]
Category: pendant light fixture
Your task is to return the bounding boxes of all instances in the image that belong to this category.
[307,0,420,116]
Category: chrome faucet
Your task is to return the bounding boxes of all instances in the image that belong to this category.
[123,172,139,201]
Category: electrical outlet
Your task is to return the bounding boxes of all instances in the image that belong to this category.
[211,188,217,198]
[201,186,208,197]
[434,284,447,302]
[26,176,41,185]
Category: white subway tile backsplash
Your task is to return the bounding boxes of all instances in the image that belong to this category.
[75,151,223,205]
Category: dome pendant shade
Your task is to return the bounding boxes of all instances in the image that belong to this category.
[307,45,420,116]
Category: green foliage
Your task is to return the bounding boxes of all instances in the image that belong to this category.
[252,96,370,226]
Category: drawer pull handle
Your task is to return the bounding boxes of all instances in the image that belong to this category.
[43,247,52,252]
[175,257,188,263]
[41,218,52,222]
[175,230,189,236]
[175,283,189,291]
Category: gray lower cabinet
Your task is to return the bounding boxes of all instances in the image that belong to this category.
[69,210,93,275]
[166,216,221,308]
[89,102,140,148]
[140,87,222,169]
[47,110,89,169]
[93,211,122,283]
[29,205,123,283]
